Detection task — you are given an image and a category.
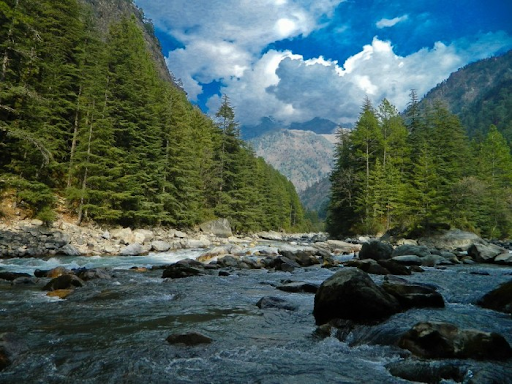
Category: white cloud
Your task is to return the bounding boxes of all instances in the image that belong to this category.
[376,15,409,29]
[135,0,512,126]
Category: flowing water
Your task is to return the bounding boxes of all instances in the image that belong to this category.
[1,247,512,383]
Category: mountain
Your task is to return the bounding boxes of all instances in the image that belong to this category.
[249,129,335,192]
[241,117,339,140]
[289,117,338,134]
[299,176,331,217]
[418,49,512,140]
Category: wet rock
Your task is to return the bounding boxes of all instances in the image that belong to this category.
[398,321,512,360]
[43,274,84,291]
[418,229,482,251]
[477,280,512,314]
[377,259,411,275]
[274,256,301,272]
[0,272,31,281]
[276,281,319,294]
[46,289,74,299]
[119,243,145,256]
[257,231,284,241]
[162,259,205,279]
[345,259,390,275]
[494,253,512,265]
[382,276,444,309]
[256,296,297,311]
[386,360,467,383]
[392,244,433,259]
[46,266,71,279]
[391,255,423,266]
[359,240,393,261]
[133,229,154,244]
[166,332,212,346]
[279,249,320,267]
[11,276,37,286]
[216,255,240,268]
[199,218,232,238]
[468,243,506,263]
[313,268,400,325]
[76,268,112,281]
[34,269,49,278]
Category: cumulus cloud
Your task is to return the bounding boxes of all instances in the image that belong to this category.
[135,0,512,126]
[376,15,408,29]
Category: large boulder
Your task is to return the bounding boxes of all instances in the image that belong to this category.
[468,243,506,263]
[133,229,154,244]
[162,259,205,279]
[382,277,444,309]
[199,218,232,238]
[477,280,512,314]
[392,244,433,258]
[313,268,401,325]
[119,243,145,256]
[150,240,171,252]
[0,272,31,281]
[359,241,393,261]
[398,321,512,360]
[418,229,482,251]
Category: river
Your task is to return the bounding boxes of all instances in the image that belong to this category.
[1,246,511,383]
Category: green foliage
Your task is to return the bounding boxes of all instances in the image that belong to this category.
[0,1,307,232]
[328,95,512,239]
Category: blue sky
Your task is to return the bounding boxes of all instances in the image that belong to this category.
[135,0,512,126]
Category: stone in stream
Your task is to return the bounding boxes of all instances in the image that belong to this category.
[468,243,506,263]
[161,259,205,279]
[477,280,512,314]
[398,321,512,360]
[382,276,445,309]
[76,268,112,281]
[119,243,145,256]
[256,296,297,311]
[46,266,71,279]
[313,268,400,325]
[166,332,212,346]
[276,281,319,294]
[386,360,467,383]
[358,241,393,261]
[0,272,31,282]
[274,256,301,272]
[43,274,84,291]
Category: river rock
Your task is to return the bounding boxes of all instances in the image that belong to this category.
[324,240,362,254]
[133,229,154,244]
[0,272,31,281]
[345,259,390,275]
[76,268,112,281]
[46,266,71,279]
[276,281,319,294]
[46,289,74,299]
[274,256,301,272]
[43,274,84,291]
[494,253,512,265]
[216,255,240,268]
[166,332,212,346]
[119,243,145,256]
[313,268,401,325]
[392,244,433,258]
[279,249,319,267]
[110,227,134,244]
[477,280,512,314]
[257,231,284,241]
[11,277,37,286]
[359,241,393,261]
[0,333,25,372]
[382,277,444,309]
[199,218,232,238]
[161,260,205,279]
[468,243,506,263]
[56,244,81,256]
[391,255,423,266]
[418,229,482,251]
[256,296,297,311]
[386,360,466,383]
[150,240,171,252]
[377,260,411,275]
[398,321,512,360]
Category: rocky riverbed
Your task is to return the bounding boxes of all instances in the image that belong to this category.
[1,221,512,383]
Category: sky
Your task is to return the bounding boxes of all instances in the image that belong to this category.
[134,0,512,126]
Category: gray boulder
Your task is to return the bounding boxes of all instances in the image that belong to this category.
[419,229,482,251]
[151,240,171,252]
[468,243,506,263]
[359,240,393,261]
[162,260,204,279]
[392,244,432,258]
[398,321,512,360]
[382,276,444,309]
[119,243,145,256]
[43,274,84,291]
[256,296,297,311]
[477,280,512,314]
[313,268,400,325]
[199,218,232,238]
